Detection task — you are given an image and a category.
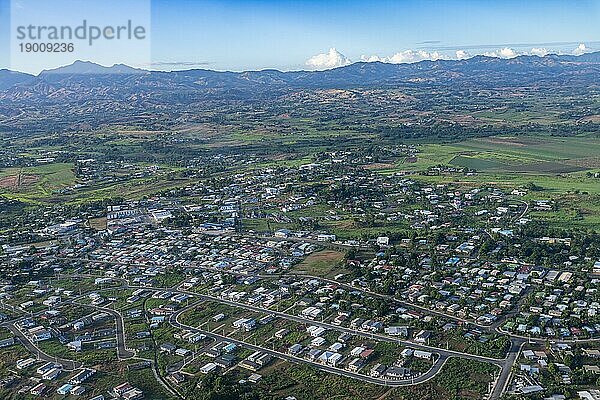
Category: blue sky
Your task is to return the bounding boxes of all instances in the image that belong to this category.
[1,0,599,73]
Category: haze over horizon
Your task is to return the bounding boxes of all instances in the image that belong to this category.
[0,48,597,77]
[1,0,599,74]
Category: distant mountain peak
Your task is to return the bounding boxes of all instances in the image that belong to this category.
[0,69,35,90]
[0,51,598,98]
[2,51,596,78]
[40,60,145,75]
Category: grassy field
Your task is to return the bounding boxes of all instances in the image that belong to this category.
[388,358,498,400]
[391,135,600,174]
[374,135,600,229]
[0,163,76,202]
[256,356,496,400]
[3,133,600,229]
[0,161,193,204]
[293,250,347,277]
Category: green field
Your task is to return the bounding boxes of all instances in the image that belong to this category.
[377,135,600,229]
[377,136,600,198]
[293,249,347,277]
[0,163,76,202]
[0,161,190,204]
[394,135,600,174]
[3,133,600,229]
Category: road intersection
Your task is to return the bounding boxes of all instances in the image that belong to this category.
[7,251,598,400]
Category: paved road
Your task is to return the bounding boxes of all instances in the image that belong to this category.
[56,265,579,400]
[162,283,515,399]
[200,230,373,252]
[59,257,490,330]
[138,284,506,368]
[489,339,524,400]
[290,273,493,330]
[0,266,538,399]
[71,301,135,360]
[4,323,82,371]
[64,255,496,331]
[170,303,450,387]
[496,328,600,344]
[0,294,134,372]
[59,266,565,399]
[59,236,600,347]
[513,200,529,221]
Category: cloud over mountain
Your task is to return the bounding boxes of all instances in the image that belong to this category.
[307,42,594,69]
[573,43,588,56]
[484,47,518,59]
[361,49,445,64]
[306,48,352,70]
[530,48,549,57]
[455,50,470,60]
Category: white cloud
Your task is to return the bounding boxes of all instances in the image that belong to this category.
[429,51,443,61]
[499,47,518,58]
[306,48,352,70]
[484,47,519,59]
[573,43,588,56]
[311,44,576,69]
[360,49,446,64]
[530,47,549,57]
[390,50,425,63]
[360,54,386,63]
[455,50,470,60]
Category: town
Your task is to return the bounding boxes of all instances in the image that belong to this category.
[1,144,599,400]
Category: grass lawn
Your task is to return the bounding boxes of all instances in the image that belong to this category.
[293,250,347,277]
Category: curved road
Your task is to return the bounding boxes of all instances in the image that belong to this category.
[139,283,506,367]
[71,301,135,360]
[3,323,82,371]
[170,303,451,387]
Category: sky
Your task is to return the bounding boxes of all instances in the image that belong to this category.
[0,0,599,74]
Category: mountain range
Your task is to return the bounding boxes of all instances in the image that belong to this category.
[0,53,599,135]
[2,52,600,95]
